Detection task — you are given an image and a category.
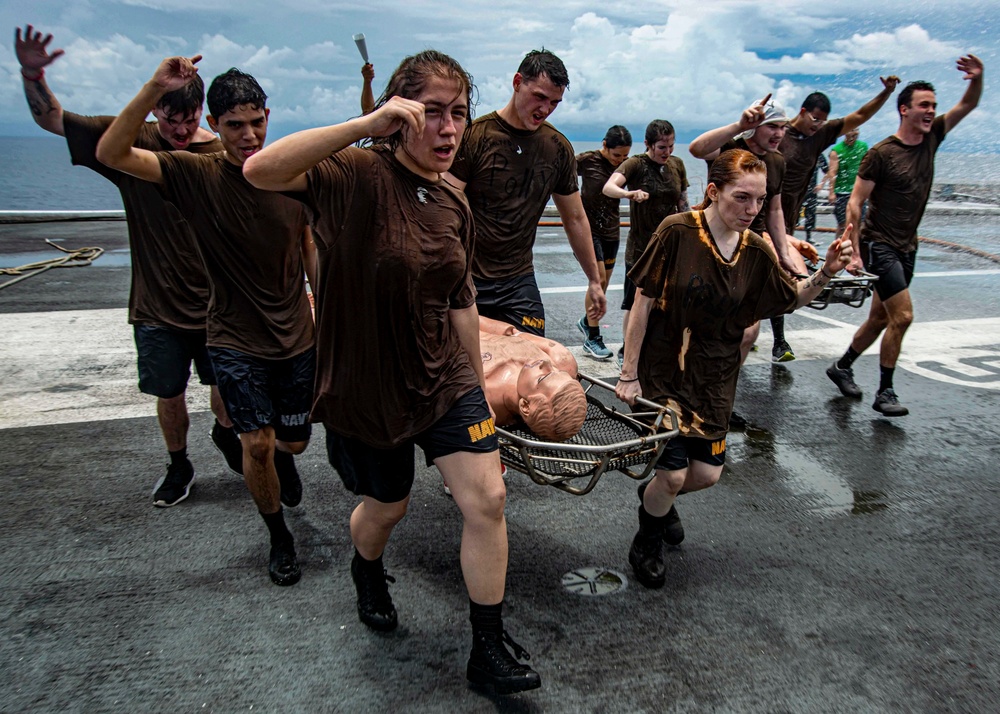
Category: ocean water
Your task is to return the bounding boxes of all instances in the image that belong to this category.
[2,135,999,211]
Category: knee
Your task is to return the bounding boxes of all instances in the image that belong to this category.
[278,440,309,455]
[365,498,409,530]
[654,469,686,495]
[889,309,913,330]
[463,479,507,524]
[242,429,275,466]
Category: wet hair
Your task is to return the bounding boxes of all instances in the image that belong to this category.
[370,50,475,151]
[603,125,632,149]
[898,81,936,114]
[157,73,204,119]
[207,68,267,119]
[523,378,587,442]
[801,92,831,114]
[517,49,569,88]
[645,119,675,146]
[693,148,767,210]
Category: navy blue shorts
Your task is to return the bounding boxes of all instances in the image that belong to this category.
[656,434,727,471]
[863,241,915,302]
[209,346,315,442]
[593,235,620,273]
[325,387,498,503]
[620,262,637,311]
[133,324,216,399]
[474,274,546,336]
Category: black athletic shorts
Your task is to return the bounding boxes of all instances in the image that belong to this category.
[593,235,620,273]
[474,274,546,336]
[325,386,498,503]
[834,195,868,228]
[209,346,315,442]
[134,324,216,399]
[656,434,727,471]
[863,241,915,301]
[620,261,637,311]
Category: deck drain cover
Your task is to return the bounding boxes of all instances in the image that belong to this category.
[562,567,628,596]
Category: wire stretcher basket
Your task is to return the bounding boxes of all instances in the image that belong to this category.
[806,264,879,310]
[496,373,680,496]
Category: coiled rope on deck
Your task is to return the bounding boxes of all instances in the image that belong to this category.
[0,240,105,290]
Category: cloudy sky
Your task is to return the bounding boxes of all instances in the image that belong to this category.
[2,0,998,151]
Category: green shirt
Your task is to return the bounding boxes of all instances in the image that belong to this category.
[831,139,869,194]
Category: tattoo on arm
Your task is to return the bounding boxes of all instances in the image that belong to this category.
[25,79,57,118]
[803,269,833,292]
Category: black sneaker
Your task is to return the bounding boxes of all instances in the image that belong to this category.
[467,630,541,694]
[771,339,795,363]
[152,460,194,507]
[628,529,665,588]
[274,450,302,508]
[826,362,863,398]
[210,421,244,475]
[873,388,909,417]
[728,410,749,431]
[269,540,301,586]
[351,552,398,631]
[636,481,684,546]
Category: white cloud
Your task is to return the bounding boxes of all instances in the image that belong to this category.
[833,24,961,64]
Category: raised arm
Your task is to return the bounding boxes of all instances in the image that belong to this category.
[602,172,648,202]
[551,191,607,321]
[690,93,770,161]
[944,54,984,134]
[96,55,202,183]
[244,96,426,192]
[842,75,900,134]
[15,25,65,135]
[826,150,840,203]
[360,63,375,115]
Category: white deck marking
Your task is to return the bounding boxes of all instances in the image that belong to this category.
[2,308,998,431]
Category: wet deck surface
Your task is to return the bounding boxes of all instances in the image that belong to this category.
[2,216,1000,712]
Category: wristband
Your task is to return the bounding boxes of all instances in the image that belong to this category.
[21,68,44,81]
[618,377,639,383]
[821,267,837,279]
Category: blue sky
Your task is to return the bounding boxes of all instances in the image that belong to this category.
[2,1,998,151]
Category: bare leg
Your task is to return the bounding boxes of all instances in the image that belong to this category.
[849,290,891,356]
[876,289,913,369]
[641,461,723,517]
[210,385,232,428]
[740,322,760,364]
[439,450,507,605]
[350,495,410,561]
[157,393,188,451]
[240,426,280,513]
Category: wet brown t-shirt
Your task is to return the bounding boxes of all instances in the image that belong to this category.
[299,147,480,448]
[450,112,578,280]
[710,139,785,236]
[629,211,798,438]
[858,116,947,252]
[779,118,845,231]
[156,151,313,359]
[63,113,219,330]
[575,150,621,242]
[615,154,689,265]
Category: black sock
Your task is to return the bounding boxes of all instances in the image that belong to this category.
[168,447,188,467]
[587,322,600,339]
[879,365,895,393]
[261,509,293,546]
[771,316,785,344]
[274,449,295,475]
[352,548,384,572]
[469,599,503,636]
[838,346,861,370]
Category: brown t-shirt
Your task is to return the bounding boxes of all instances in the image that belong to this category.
[615,154,689,265]
[779,118,845,231]
[710,139,785,236]
[299,147,480,448]
[858,116,947,252]
[629,211,798,438]
[575,150,621,242]
[156,151,313,359]
[450,111,578,280]
[63,113,219,330]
